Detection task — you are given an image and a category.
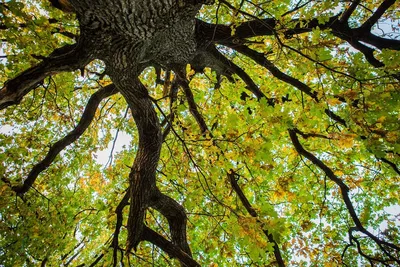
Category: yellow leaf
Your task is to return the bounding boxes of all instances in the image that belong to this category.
[327,98,342,106]
[376,116,385,123]
[334,170,344,176]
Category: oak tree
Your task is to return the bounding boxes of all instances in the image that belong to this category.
[1,0,400,266]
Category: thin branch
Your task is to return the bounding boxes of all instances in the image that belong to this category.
[219,0,260,21]
[0,18,59,30]
[293,128,331,140]
[113,187,130,267]
[289,128,361,227]
[227,43,318,101]
[175,71,209,134]
[289,128,400,263]
[325,109,347,126]
[228,170,285,267]
[162,80,179,140]
[377,157,400,175]
[106,107,129,167]
[51,29,77,39]
[88,253,104,267]
[281,0,312,17]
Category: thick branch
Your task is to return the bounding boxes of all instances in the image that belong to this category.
[339,0,361,22]
[142,226,200,267]
[9,84,117,195]
[150,190,192,257]
[191,46,267,100]
[110,74,197,265]
[378,157,400,175]
[110,77,162,252]
[330,21,399,65]
[360,0,396,31]
[0,43,92,110]
[347,40,384,67]
[358,33,400,51]
[197,11,400,69]
[196,14,341,44]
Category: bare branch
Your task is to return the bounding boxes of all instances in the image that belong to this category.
[150,190,192,257]
[377,157,400,175]
[9,84,117,195]
[360,0,396,31]
[175,70,209,134]
[289,128,400,263]
[228,170,285,267]
[0,43,92,110]
[340,0,361,22]
[112,188,130,267]
[141,226,201,267]
[227,44,319,101]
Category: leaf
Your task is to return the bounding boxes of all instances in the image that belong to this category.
[1,1,400,266]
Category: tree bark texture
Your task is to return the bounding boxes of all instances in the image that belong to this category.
[3,0,400,265]
[57,0,206,265]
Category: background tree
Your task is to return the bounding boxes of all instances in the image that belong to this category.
[1,0,399,266]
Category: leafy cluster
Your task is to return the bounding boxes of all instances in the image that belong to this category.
[1,0,400,266]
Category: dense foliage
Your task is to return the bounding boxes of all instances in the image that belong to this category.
[1,0,399,266]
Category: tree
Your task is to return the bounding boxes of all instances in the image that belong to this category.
[0,0,399,265]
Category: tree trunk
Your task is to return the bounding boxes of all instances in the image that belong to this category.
[55,0,207,264]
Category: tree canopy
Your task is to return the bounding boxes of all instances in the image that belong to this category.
[1,0,400,266]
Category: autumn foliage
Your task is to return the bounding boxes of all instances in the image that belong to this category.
[1,0,400,266]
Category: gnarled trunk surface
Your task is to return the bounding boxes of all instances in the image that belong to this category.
[3,0,400,266]
[63,0,205,265]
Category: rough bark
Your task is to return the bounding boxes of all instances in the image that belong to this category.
[2,0,399,265]
[49,0,208,265]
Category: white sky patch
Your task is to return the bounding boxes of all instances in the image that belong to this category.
[0,124,17,135]
[95,130,132,166]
